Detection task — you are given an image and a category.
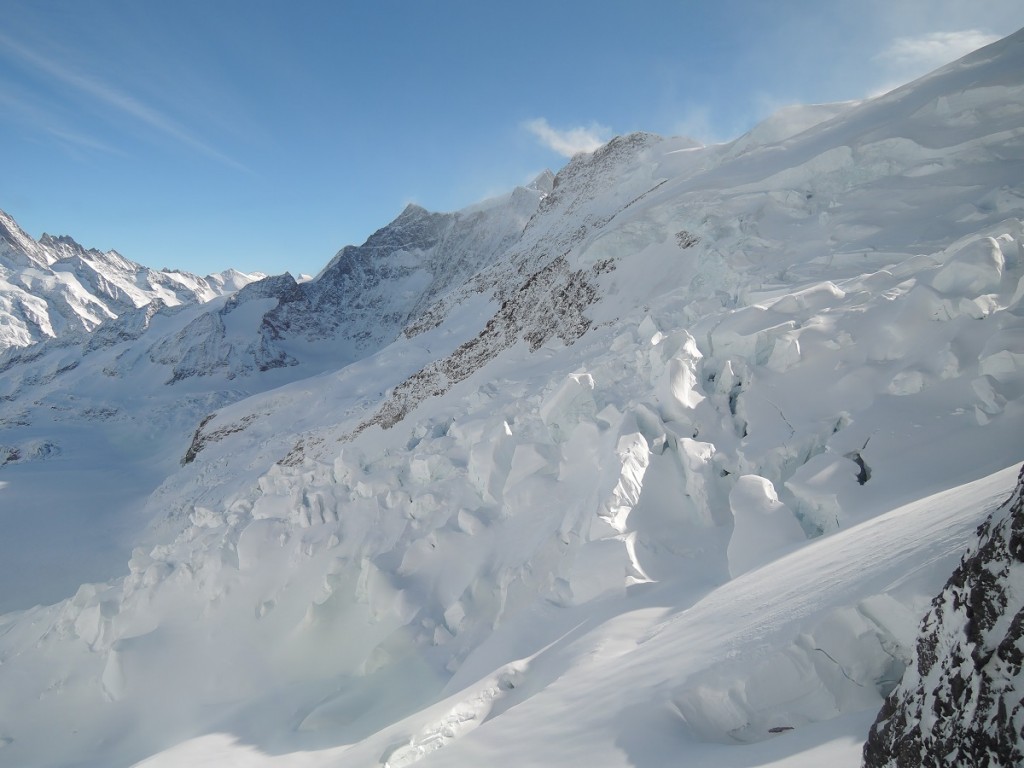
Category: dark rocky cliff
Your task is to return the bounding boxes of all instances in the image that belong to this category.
[863,464,1024,767]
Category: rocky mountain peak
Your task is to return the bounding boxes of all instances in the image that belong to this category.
[38,232,95,257]
[0,208,53,269]
[527,168,555,194]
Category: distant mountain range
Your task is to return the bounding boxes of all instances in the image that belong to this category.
[0,208,263,351]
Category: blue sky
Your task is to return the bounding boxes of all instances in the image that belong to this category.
[1,0,1022,277]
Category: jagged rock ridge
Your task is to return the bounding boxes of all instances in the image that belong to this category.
[863,464,1024,767]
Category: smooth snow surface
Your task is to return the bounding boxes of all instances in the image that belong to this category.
[1,28,1023,768]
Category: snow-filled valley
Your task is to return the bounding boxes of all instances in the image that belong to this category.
[1,29,1024,768]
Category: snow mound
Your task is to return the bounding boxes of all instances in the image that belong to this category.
[727,475,805,578]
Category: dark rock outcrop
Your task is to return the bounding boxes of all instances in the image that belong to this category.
[863,464,1024,767]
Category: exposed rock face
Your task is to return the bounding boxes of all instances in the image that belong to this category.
[348,253,608,440]
[863,464,1024,767]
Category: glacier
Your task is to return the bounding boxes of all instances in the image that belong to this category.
[0,27,1022,768]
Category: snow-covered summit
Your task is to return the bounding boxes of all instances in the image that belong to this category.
[0,27,1023,768]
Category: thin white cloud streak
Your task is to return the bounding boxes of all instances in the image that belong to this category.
[43,126,129,157]
[0,87,126,156]
[524,118,610,157]
[0,30,251,174]
[870,28,1000,95]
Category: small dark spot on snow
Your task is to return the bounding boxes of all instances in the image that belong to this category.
[845,451,871,485]
[675,230,701,249]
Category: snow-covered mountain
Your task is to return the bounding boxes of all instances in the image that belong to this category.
[0,28,1023,768]
[0,209,263,351]
[0,172,561,615]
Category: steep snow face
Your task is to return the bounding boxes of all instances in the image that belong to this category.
[0,28,1023,768]
[862,466,1024,768]
[0,211,263,351]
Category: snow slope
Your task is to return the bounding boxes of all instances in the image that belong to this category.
[0,27,1023,768]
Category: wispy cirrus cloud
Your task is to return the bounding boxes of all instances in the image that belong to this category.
[0,87,127,157]
[524,117,610,157]
[870,29,1000,95]
[0,30,250,173]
